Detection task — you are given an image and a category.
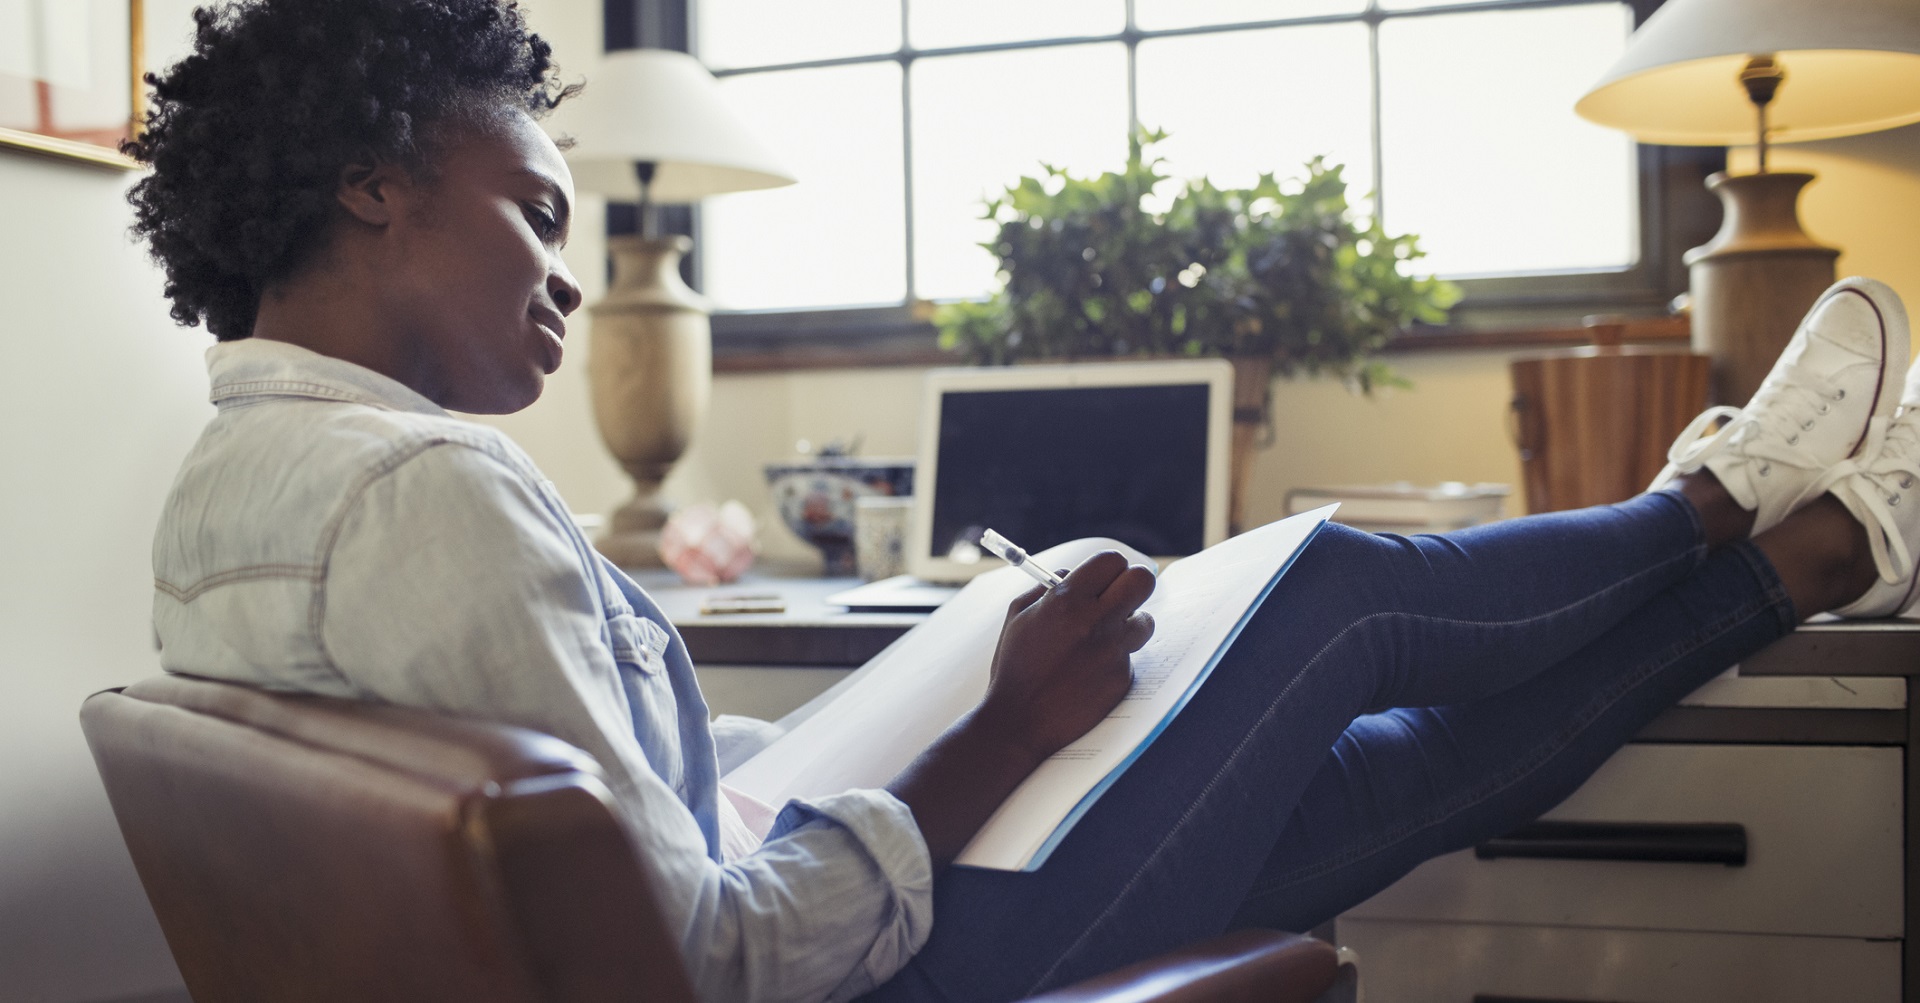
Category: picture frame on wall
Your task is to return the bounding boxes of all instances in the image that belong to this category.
[0,0,143,170]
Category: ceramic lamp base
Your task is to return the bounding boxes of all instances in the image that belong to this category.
[587,235,713,570]
[596,490,671,569]
[1685,170,1840,407]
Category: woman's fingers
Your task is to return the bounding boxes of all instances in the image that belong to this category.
[1011,552,1156,659]
[1057,551,1130,602]
[1117,610,1156,653]
[1097,564,1157,616]
[1005,582,1048,619]
[1047,553,1157,651]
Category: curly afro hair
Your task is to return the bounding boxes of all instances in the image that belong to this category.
[124,0,580,340]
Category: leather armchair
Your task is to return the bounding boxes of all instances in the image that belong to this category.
[80,675,1341,1002]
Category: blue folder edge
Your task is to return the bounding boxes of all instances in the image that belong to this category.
[1007,509,1335,872]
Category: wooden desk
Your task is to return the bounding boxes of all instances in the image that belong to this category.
[627,568,920,723]
[625,568,922,667]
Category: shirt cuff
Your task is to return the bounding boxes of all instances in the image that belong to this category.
[771,788,935,999]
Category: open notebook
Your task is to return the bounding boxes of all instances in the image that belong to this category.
[725,505,1336,871]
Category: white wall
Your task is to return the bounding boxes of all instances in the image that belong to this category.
[0,152,207,1002]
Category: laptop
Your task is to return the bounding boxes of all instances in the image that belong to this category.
[829,359,1233,610]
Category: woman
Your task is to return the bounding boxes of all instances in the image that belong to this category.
[127,2,1918,1001]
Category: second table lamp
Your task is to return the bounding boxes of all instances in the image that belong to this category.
[1575,0,1920,406]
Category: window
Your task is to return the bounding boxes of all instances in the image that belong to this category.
[655,0,1711,358]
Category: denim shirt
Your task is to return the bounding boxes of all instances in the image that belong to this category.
[152,339,933,1003]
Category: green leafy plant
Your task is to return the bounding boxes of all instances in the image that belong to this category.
[935,130,1460,394]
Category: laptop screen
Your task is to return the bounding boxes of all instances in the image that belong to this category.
[928,382,1212,561]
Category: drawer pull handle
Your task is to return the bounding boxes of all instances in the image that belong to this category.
[1474,997,1645,1003]
[1474,821,1747,866]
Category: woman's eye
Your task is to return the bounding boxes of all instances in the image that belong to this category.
[524,203,559,239]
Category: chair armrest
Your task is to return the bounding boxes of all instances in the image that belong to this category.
[1022,930,1338,1003]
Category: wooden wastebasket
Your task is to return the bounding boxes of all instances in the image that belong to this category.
[1510,322,1711,514]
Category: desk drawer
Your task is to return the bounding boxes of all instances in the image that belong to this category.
[1342,744,1901,938]
[1334,918,1899,1003]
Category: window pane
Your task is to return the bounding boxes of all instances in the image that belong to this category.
[911,44,1130,301]
[695,0,900,70]
[704,64,908,310]
[1135,0,1365,32]
[1136,24,1374,203]
[909,0,1124,50]
[1378,3,1636,276]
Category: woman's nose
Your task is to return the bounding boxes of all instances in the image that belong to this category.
[549,259,584,316]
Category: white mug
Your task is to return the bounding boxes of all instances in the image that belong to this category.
[854,496,914,581]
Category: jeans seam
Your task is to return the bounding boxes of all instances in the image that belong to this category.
[1024,543,1700,994]
[1242,589,1788,899]
[1326,548,1702,707]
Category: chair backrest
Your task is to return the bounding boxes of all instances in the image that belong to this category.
[79,674,699,1003]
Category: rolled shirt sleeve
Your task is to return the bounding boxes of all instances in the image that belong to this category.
[317,437,933,1003]
[764,792,936,1000]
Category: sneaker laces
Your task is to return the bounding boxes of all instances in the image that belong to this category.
[1666,369,1857,483]
[1819,415,1919,585]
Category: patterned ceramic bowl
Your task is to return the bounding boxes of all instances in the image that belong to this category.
[764,458,915,575]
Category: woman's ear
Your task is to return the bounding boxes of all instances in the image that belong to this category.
[335,156,412,227]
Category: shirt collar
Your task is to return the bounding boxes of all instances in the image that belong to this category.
[206,338,447,416]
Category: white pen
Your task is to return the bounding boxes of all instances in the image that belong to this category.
[981,529,1065,588]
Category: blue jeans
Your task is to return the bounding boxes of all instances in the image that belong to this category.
[863,491,1798,1002]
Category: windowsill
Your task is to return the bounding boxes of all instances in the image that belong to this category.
[709,313,1692,375]
[1391,315,1689,353]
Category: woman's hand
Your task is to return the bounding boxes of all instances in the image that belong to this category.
[976,550,1157,762]
[886,550,1157,866]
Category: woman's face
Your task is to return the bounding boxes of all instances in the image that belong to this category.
[379,110,584,414]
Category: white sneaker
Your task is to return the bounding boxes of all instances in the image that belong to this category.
[1651,277,1910,535]
[1834,360,1920,618]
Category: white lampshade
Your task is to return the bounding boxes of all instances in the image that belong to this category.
[1575,0,1920,146]
[566,49,796,203]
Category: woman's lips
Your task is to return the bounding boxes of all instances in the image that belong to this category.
[531,308,566,374]
[537,322,564,374]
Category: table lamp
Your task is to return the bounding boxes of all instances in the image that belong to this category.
[565,49,796,567]
[1575,0,1920,406]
